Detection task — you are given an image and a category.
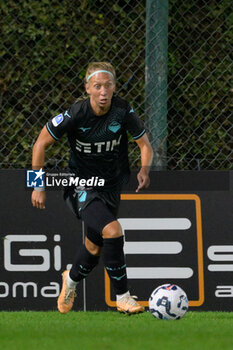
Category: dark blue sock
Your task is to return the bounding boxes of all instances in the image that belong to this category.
[70,244,100,282]
[102,236,128,295]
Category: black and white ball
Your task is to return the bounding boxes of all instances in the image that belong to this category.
[149,284,188,320]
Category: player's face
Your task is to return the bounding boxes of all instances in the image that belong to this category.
[85,72,115,115]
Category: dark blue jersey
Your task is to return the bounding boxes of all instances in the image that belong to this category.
[46,96,145,189]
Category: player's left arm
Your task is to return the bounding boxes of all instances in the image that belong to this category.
[135,133,153,192]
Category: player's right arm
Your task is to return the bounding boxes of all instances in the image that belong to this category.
[31,126,55,209]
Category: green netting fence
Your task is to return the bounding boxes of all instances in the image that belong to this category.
[0,0,232,170]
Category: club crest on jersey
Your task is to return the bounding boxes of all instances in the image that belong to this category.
[52,113,63,127]
[108,121,121,133]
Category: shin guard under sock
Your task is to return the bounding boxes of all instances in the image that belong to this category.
[102,236,128,295]
[70,244,100,282]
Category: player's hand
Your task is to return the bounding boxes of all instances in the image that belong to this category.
[136,168,150,192]
[31,190,46,209]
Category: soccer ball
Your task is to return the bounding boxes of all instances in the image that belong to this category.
[149,284,188,320]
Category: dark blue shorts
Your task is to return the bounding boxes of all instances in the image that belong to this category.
[63,187,121,246]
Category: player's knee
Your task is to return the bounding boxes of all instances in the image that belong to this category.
[85,237,102,256]
[102,220,123,239]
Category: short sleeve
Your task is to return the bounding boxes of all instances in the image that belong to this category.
[46,106,74,140]
[125,104,146,140]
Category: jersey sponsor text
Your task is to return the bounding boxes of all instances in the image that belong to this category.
[75,134,122,153]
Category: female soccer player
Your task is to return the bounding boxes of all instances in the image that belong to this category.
[31,62,153,314]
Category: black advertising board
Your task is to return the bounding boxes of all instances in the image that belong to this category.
[0,170,233,311]
[0,170,84,311]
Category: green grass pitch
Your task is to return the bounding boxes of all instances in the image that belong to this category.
[0,311,233,350]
